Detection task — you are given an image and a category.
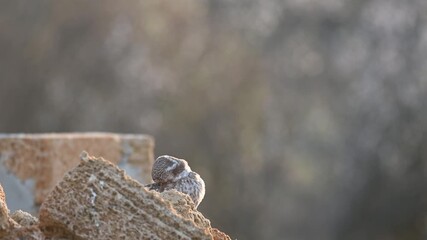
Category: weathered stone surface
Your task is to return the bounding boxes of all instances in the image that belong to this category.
[0,133,154,206]
[160,190,231,240]
[11,210,38,227]
[0,152,230,240]
[0,187,53,239]
[0,184,21,239]
[39,153,212,239]
[210,228,232,240]
[0,184,9,236]
[1,226,45,240]
[0,184,4,204]
[160,190,211,229]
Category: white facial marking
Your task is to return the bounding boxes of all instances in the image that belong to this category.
[165,160,178,172]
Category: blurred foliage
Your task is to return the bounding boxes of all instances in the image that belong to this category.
[1,0,427,239]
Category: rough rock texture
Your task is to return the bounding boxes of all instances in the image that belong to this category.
[160,190,211,228]
[11,210,39,226]
[0,184,4,204]
[0,183,10,237]
[1,226,45,240]
[210,228,232,240]
[0,133,154,205]
[160,190,231,240]
[0,149,230,239]
[0,153,231,239]
[1,184,39,239]
[38,153,213,239]
[0,184,19,238]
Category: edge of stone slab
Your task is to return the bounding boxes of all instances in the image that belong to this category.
[38,152,213,239]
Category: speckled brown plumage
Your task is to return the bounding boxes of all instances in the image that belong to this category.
[145,155,205,208]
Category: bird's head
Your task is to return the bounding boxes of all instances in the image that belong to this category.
[151,155,191,183]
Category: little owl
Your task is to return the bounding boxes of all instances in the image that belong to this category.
[145,155,205,208]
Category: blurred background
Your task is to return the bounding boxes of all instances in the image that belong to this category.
[1,0,427,239]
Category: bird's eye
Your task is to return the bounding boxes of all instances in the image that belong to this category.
[172,161,185,175]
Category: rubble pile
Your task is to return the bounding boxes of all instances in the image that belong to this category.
[0,153,230,239]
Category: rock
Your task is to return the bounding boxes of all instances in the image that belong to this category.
[39,153,213,239]
[0,183,22,239]
[0,183,10,236]
[0,184,4,203]
[210,228,232,240]
[0,193,45,240]
[0,133,154,207]
[160,190,231,240]
[160,190,211,229]
[11,210,38,226]
[0,146,231,239]
[1,226,45,240]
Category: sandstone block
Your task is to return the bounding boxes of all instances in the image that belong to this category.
[11,210,38,227]
[0,184,9,235]
[1,226,45,240]
[39,153,212,239]
[0,133,154,206]
[160,190,211,229]
[0,184,21,239]
[210,228,232,240]
[160,190,231,240]
[0,184,55,239]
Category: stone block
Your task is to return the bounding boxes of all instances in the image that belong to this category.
[0,183,21,239]
[0,133,154,207]
[39,153,212,239]
[0,183,10,236]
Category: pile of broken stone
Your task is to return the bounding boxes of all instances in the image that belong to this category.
[0,153,230,239]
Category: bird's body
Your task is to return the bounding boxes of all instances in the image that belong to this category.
[145,155,205,208]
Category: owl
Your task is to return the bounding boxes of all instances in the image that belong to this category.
[145,155,205,208]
